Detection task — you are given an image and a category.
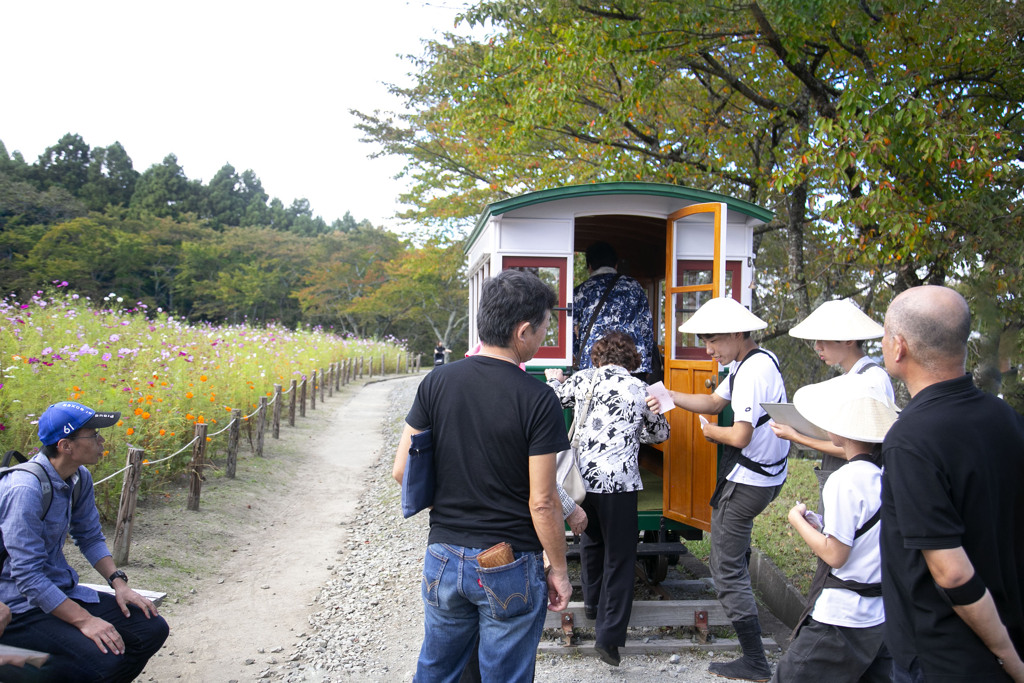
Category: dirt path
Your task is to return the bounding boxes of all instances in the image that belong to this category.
[80,375,423,682]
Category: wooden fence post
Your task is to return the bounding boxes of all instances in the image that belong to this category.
[226,409,241,478]
[255,397,267,457]
[327,364,335,397]
[299,377,307,417]
[187,423,208,511]
[319,368,326,403]
[344,357,351,385]
[310,369,317,410]
[272,384,282,439]
[382,353,387,375]
[359,356,365,379]
[334,360,341,391]
[289,379,297,426]
[112,446,144,565]
[368,355,373,378]
[416,354,422,373]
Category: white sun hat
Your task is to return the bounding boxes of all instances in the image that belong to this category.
[788,298,884,341]
[793,373,898,443]
[678,297,767,334]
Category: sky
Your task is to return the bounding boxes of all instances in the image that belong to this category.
[0,0,477,232]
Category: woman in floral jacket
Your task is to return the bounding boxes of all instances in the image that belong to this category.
[544,331,669,667]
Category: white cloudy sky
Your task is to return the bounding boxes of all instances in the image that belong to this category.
[0,0,478,231]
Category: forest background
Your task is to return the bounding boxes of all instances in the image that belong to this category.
[3,0,1023,413]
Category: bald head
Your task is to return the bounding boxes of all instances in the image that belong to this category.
[885,285,970,373]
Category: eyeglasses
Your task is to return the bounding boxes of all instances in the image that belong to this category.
[67,433,103,442]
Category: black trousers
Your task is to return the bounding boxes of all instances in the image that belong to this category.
[580,490,638,648]
[0,592,169,682]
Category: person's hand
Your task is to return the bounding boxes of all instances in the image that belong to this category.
[0,601,10,636]
[544,369,565,383]
[646,395,662,415]
[788,502,808,528]
[545,566,572,612]
[566,505,588,535]
[80,615,124,655]
[114,584,159,619]
[770,421,799,441]
[999,652,1024,682]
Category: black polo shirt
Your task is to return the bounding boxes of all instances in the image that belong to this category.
[881,374,1024,680]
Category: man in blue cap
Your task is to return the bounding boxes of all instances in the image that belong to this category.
[0,401,168,682]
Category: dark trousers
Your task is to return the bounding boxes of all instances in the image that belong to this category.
[0,593,169,682]
[580,490,638,648]
[772,618,892,683]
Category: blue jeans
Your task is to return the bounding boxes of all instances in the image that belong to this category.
[414,543,548,683]
[0,592,169,682]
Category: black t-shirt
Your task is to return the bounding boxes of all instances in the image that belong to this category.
[881,374,1024,680]
[406,355,570,551]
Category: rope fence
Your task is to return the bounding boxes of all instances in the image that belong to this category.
[93,352,423,565]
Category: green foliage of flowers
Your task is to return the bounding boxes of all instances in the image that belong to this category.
[0,285,407,498]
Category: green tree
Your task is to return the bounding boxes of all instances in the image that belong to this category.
[295,226,404,336]
[129,154,202,218]
[348,237,469,352]
[81,141,139,211]
[356,0,1024,399]
[35,133,91,195]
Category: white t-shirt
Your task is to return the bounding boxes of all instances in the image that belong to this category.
[714,349,789,487]
[849,355,896,402]
[811,459,885,628]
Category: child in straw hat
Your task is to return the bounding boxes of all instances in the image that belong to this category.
[771,299,895,506]
[772,373,898,683]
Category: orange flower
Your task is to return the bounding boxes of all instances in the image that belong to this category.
[142,412,150,419]
[224,406,233,412]
[159,429,166,436]
[197,415,206,424]
[126,427,135,436]
[117,420,124,426]
[185,392,193,399]
[186,413,195,420]
[206,437,212,442]
[134,408,143,416]
[200,375,208,382]
[143,459,150,464]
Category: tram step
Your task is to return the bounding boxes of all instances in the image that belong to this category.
[544,599,729,630]
[538,635,779,655]
[565,541,685,559]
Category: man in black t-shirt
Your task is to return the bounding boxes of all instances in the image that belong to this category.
[881,285,1024,682]
[393,269,571,683]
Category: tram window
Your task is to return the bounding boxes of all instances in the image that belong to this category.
[504,257,568,359]
[672,261,741,360]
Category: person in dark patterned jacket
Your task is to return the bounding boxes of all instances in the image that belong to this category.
[573,242,655,377]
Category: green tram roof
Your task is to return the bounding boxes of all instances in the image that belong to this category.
[467,181,774,252]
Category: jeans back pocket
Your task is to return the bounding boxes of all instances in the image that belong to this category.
[422,545,449,608]
[475,555,534,620]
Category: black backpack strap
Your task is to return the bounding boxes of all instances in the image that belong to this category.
[823,573,882,597]
[0,462,55,519]
[728,347,781,395]
[855,361,882,375]
[575,275,622,367]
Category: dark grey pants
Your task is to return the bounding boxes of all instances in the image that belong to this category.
[710,480,782,622]
[773,617,892,683]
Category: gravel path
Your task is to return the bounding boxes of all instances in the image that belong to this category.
[268,377,780,682]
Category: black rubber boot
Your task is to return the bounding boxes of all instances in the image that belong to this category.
[708,615,771,681]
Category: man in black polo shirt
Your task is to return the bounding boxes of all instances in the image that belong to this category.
[880,285,1024,682]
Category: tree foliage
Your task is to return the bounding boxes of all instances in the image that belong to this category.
[355,0,1024,400]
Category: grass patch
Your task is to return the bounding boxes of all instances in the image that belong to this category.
[754,457,818,594]
[683,457,819,595]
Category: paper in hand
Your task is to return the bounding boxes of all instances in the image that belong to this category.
[647,381,675,414]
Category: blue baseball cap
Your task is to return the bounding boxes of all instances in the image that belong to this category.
[38,402,121,446]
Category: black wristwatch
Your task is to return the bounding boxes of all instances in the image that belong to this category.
[107,570,128,588]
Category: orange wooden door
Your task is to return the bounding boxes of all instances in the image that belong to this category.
[661,204,730,532]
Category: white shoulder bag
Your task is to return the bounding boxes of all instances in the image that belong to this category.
[555,370,599,504]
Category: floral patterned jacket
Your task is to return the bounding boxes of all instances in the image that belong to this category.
[547,364,669,493]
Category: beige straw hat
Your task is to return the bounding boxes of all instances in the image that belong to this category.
[678,297,767,334]
[788,298,884,341]
[793,373,898,443]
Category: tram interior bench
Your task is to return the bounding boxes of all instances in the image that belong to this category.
[0,585,167,669]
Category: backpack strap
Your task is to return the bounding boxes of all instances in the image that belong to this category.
[574,275,622,368]
[855,360,882,375]
[728,348,783,429]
